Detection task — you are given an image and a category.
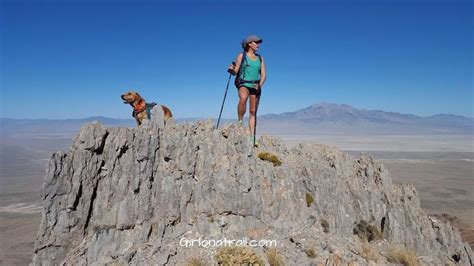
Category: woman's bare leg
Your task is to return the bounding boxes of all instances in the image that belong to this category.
[248,94,259,136]
[238,87,249,122]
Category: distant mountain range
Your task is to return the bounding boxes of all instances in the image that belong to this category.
[1,103,473,136]
[258,103,473,135]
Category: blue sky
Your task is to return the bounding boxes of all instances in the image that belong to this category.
[1,0,472,119]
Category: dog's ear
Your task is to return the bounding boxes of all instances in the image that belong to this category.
[135,92,142,99]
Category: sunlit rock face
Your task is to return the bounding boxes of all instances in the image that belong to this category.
[33,108,473,265]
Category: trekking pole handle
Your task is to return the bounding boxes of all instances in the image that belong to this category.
[227,61,236,74]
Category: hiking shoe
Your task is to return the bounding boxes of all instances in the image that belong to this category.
[237,120,243,126]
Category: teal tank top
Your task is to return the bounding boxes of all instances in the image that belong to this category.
[239,54,261,88]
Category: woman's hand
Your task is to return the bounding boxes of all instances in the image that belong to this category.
[227,62,236,75]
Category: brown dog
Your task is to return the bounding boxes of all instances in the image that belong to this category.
[121,91,172,126]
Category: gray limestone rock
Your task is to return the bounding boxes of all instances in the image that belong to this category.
[33,113,473,265]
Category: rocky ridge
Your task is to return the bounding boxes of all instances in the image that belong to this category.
[33,107,473,265]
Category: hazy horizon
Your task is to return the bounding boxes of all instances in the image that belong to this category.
[1,102,473,120]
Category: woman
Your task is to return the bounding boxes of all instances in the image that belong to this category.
[228,35,266,144]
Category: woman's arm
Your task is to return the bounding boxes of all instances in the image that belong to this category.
[228,53,244,75]
[259,55,266,88]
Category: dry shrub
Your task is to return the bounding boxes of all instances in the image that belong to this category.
[215,246,264,265]
[386,246,419,266]
[353,220,383,242]
[326,253,342,266]
[305,248,317,258]
[258,151,282,166]
[186,256,207,266]
[266,248,285,266]
[305,192,314,207]
[360,241,380,262]
[320,219,330,233]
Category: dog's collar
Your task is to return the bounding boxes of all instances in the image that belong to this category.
[133,99,146,113]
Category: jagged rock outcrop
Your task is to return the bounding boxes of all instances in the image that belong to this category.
[33,107,473,265]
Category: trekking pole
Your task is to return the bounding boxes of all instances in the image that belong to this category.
[215,62,235,130]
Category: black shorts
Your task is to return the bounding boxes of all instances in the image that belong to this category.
[240,86,261,96]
